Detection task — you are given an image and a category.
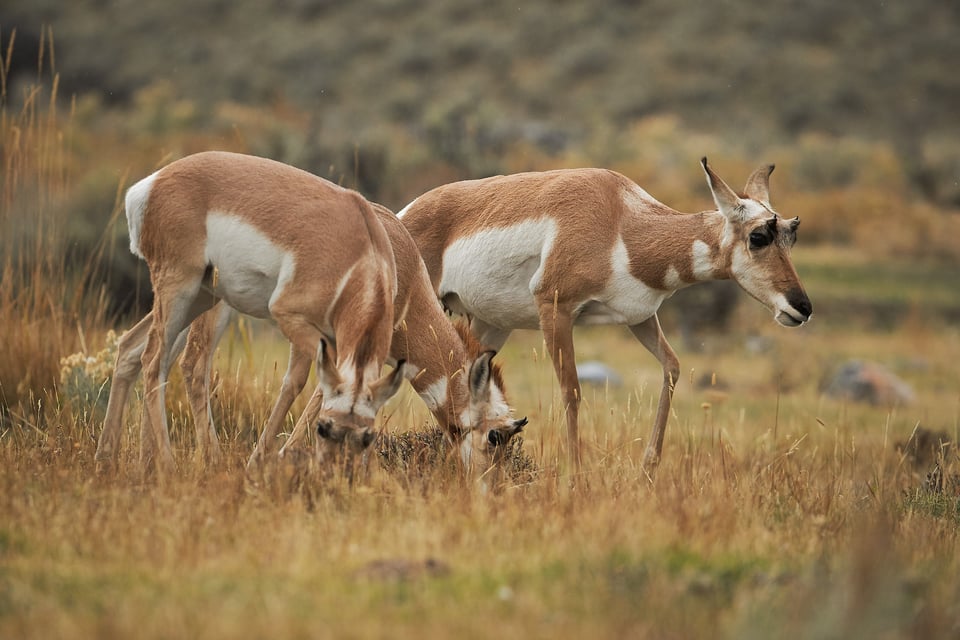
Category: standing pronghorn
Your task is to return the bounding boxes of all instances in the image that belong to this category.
[121,151,406,472]
[96,170,526,476]
[398,158,812,471]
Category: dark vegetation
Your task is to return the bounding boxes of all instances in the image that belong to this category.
[4,0,960,205]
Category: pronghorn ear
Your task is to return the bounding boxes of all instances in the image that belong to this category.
[315,339,342,394]
[370,359,406,409]
[743,163,775,208]
[701,157,743,222]
[468,350,496,404]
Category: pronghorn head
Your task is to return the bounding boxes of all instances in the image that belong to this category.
[451,340,527,481]
[313,340,406,462]
[702,157,813,328]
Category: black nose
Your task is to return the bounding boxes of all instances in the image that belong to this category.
[788,288,812,319]
[317,420,333,439]
[362,430,376,448]
[488,430,505,446]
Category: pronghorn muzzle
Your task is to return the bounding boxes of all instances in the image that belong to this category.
[776,288,813,327]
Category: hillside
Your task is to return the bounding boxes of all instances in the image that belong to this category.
[3,0,959,205]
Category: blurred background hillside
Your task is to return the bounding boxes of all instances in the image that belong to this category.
[4,0,959,202]
[0,0,958,376]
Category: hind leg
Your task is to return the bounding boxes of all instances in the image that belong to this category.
[182,302,234,466]
[139,268,210,473]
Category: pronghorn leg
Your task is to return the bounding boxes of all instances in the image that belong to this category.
[181,302,233,467]
[97,314,152,469]
[140,271,209,473]
[138,318,195,468]
[468,317,511,351]
[246,345,312,470]
[277,380,327,458]
[629,314,680,474]
[270,309,328,458]
[536,301,582,470]
[98,311,193,470]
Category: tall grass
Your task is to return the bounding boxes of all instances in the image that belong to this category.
[1,28,959,640]
[2,321,960,638]
[0,28,114,439]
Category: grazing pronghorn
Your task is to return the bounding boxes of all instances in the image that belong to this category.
[95,171,527,476]
[112,151,407,472]
[398,158,813,471]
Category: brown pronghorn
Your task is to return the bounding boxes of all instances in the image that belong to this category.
[116,151,406,472]
[398,158,813,471]
[95,165,526,476]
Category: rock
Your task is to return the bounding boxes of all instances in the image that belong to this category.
[822,360,915,406]
[576,361,623,387]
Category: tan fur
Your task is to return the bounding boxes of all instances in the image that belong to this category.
[121,151,402,472]
[98,183,522,477]
[400,160,811,471]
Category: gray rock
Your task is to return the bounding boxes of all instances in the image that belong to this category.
[576,361,623,387]
[822,360,915,406]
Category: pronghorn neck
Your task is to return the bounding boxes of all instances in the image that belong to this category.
[620,207,732,292]
[404,319,470,432]
[396,317,503,437]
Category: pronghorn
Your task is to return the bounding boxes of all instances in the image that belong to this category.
[95,163,526,476]
[398,158,813,471]
[114,151,406,472]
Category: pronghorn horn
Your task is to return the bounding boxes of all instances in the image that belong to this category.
[789,217,800,231]
[701,157,741,220]
[744,163,776,207]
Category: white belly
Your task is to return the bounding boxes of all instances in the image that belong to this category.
[439,219,557,329]
[205,212,291,319]
[441,227,670,330]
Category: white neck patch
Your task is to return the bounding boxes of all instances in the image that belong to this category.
[691,240,715,281]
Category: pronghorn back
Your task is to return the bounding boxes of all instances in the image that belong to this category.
[398,159,811,472]
[127,151,405,470]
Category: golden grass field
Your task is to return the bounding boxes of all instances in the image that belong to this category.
[3,50,960,639]
[4,294,960,638]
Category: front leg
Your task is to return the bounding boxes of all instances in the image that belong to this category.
[247,345,313,470]
[537,299,582,470]
[277,381,326,458]
[629,314,680,474]
[468,317,512,352]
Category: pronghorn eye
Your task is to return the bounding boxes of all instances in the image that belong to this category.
[749,229,772,250]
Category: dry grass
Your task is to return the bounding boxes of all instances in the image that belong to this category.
[3,41,960,640]
[2,321,959,638]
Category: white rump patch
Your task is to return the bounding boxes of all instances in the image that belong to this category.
[125,171,158,259]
